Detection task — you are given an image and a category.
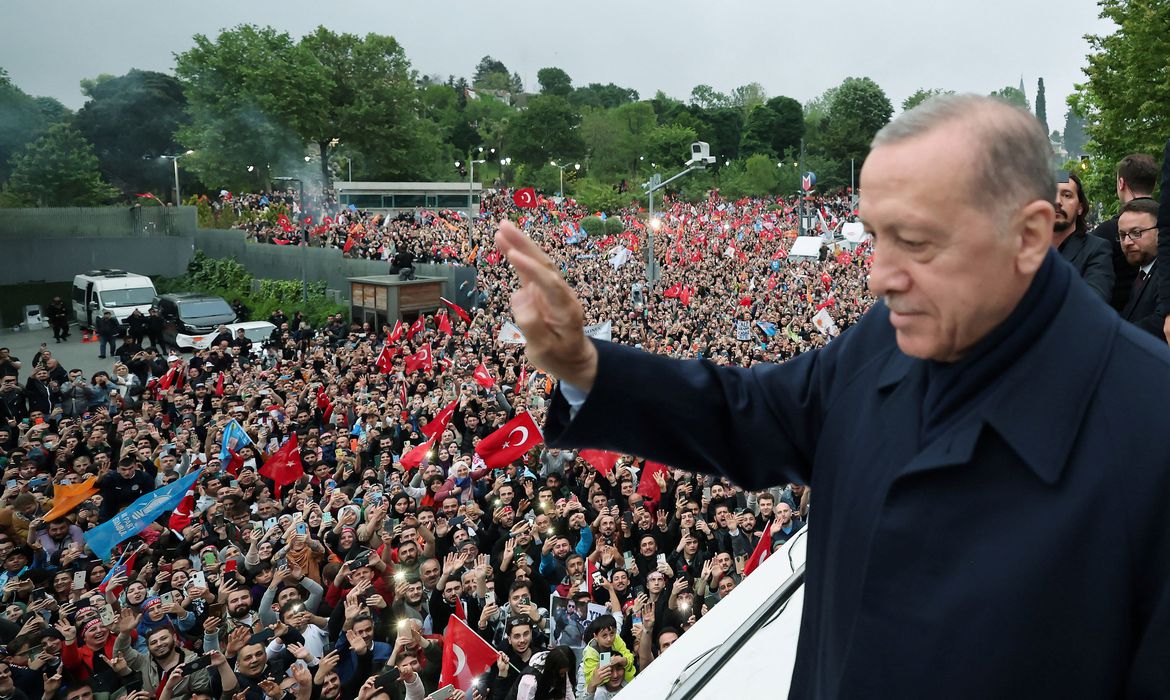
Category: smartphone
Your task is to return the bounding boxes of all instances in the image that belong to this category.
[224,559,238,574]
[229,479,239,488]
[4,480,15,490]
[735,554,747,575]
[426,685,457,700]
[657,554,667,568]
[72,570,87,590]
[188,570,207,589]
[183,655,213,673]
[202,552,217,567]
[286,659,308,676]
[207,602,225,617]
[520,595,531,606]
[599,652,612,666]
[99,604,117,626]
[484,590,495,606]
[321,511,334,526]
[383,518,398,535]
[607,499,618,511]
[159,591,175,607]
[295,522,308,536]
[263,517,278,531]
[591,571,604,587]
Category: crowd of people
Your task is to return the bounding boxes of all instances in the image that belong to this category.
[0,181,849,700]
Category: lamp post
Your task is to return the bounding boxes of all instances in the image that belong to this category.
[550,160,581,197]
[643,160,705,286]
[160,150,195,205]
[456,155,486,239]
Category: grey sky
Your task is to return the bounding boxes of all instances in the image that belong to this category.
[2,0,1111,122]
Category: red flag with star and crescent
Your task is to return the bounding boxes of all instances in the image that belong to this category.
[404,344,433,374]
[579,449,621,477]
[472,362,496,390]
[421,399,458,439]
[437,312,453,337]
[475,412,543,468]
[439,615,497,691]
[440,297,472,324]
[512,188,538,208]
[389,320,404,344]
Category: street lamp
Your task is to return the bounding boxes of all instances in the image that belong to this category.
[550,160,581,197]
[160,150,194,205]
[459,155,486,239]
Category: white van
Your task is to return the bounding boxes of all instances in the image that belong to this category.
[71,269,158,329]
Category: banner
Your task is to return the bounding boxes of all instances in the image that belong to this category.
[812,308,839,337]
[85,467,204,562]
[497,322,527,345]
[583,321,612,342]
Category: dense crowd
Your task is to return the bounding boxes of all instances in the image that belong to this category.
[0,184,867,700]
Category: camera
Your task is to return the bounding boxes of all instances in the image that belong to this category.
[686,141,717,168]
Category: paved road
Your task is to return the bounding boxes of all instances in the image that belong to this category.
[0,323,120,377]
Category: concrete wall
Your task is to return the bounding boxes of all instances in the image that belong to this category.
[2,236,196,285]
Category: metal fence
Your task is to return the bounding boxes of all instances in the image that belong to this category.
[0,206,197,238]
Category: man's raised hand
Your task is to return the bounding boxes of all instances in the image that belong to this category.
[495,220,598,391]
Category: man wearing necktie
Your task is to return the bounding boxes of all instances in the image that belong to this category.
[1118,197,1163,335]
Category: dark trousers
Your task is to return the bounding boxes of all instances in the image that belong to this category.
[52,322,69,340]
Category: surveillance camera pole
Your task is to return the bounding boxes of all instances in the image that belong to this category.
[643,164,704,286]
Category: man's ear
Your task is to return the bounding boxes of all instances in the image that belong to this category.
[1016,199,1055,275]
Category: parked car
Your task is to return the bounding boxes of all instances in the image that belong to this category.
[71,270,157,329]
[181,320,276,353]
[152,293,237,348]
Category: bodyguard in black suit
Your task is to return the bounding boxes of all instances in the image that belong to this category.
[1089,153,1158,311]
[497,96,1170,698]
[1055,171,1114,302]
[1118,198,1162,336]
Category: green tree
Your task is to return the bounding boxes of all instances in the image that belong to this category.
[695,107,744,164]
[299,27,435,183]
[730,82,767,114]
[901,87,952,112]
[174,24,330,189]
[727,154,781,196]
[820,77,893,170]
[568,83,639,109]
[1062,109,1088,159]
[765,96,805,157]
[740,104,781,157]
[0,69,61,182]
[1070,0,1170,207]
[989,86,1030,110]
[473,56,509,87]
[537,67,573,98]
[580,102,656,177]
[504,95,584,167]
[1035,78,1048,134]
[6,123,119,206]
[690,85,730,110]
[645,123,698,170]
[74,69,190,196]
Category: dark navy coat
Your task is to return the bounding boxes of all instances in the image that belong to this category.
[546,259,1170,698]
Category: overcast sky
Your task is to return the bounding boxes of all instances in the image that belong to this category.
[2,0,1112,121]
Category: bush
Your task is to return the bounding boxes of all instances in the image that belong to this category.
[160,251,344,327]
[574,177,632,214]
[579,216,606,236]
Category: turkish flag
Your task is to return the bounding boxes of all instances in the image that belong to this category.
[440,297,471,324]
[389,320,404,344]
[422,399,458,439]
[439,615,497,691]
[515,364,528,394]
[512,188,538,208]
[404,344,433,374]
[437,312,453,337]
[579,449,621,477]
[475,412,543,468]
[637,460,669,502]
[407,316,426,340]
[472,363,496,390]
[375,345,398,374]
[168,488,199,533]
[277,214,293,233]
[664,283,682,298]
[743,519,775,577]
[215,371,224,397]
[260,434,303,499]
[400,433,437,470]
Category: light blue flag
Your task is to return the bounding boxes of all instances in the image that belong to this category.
[219,419,252,463]
[85,467,205,562]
